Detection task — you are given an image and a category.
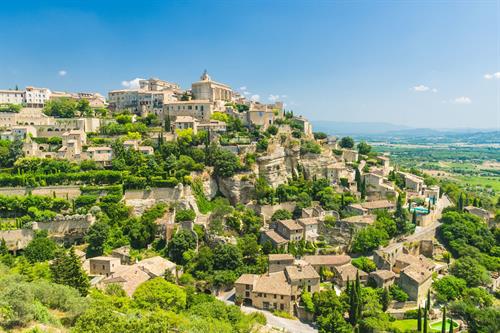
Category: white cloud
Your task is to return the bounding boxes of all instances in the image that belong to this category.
[243,91,250,96]
[484,72,500,80]
[413,84,430,92]
[412,84,438,93]
[239,86,247,91]
[268,94,280,102]
[452,96,472,104]
[121,78,143,89]
[281,94,288,98]
[250,94,260,102]
[58,70,67,77]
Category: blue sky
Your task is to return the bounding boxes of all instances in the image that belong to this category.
[0,0,498,129]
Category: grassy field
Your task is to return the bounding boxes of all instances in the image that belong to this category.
[457,175,500,192]
[391,319,417,331]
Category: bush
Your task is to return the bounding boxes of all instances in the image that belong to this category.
[133,278,186,312]
[175,209,196,222]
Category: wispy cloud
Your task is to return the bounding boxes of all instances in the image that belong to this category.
[243,91,250,96]
[250,94,260,102]
[121,78,143,89]
[452,96,472,104]
[412,84,437,93]
[484,72,500,80]
[268,94,280,102]
[239,86,247,91]
[58,70,67,77]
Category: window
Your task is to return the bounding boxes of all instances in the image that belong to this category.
[258,293,262,297]
[274,294,276,299]
[281,295,284,300]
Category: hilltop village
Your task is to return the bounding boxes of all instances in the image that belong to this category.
[0,73,498,333]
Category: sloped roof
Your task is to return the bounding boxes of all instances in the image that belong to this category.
[303,255,351,267]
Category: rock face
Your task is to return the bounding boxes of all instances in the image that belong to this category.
[203,176,219,200]
[257,146,289,187]
[217,175,255,205]
[318,220,356,249]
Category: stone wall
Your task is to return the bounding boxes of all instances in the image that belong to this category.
[0,185,81,199]
[247,202,297,223]
[0,213,95,251]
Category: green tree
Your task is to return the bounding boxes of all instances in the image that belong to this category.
[0,238,9,255]
[423,308,428,333]
[24,231,57,263]
[132,277,186,312]
[271,209,292,222]
[357,141,372,155]
[85,221,110,257]
[441,307,446,333]
[381,287,391,312]
[351,256,376,273]
[450,257,491,287]
[339,136,355,149]
[213,244,243,271]
[50,247,90,296]
[168,230,197,264]
[417,306,422,332]
[433,276,466,303]
[43,98,77,118]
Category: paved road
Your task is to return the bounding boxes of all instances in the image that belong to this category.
[218,290,317,333]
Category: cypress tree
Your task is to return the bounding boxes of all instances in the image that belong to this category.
[360,179,366,199]
[412,210,418,225]
[381,287,390,311]
[448,315,454,333]
[423,308,428,333]
[426,289,431,312]
[417,306,422,332]
[427,200,431,214]
[0,238,8,255]
[408,199,412,212]
[457,193,464,211]
[441,307,446,333]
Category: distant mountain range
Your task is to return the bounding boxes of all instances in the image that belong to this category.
[310,121,497,137]
[310,121,500,144]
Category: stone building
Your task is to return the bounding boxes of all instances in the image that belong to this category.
[302,255,351,275]
[348,199,395,215]
[399,264,432,305]
[369,270,396,288]
[191,71,233,102]
[275,219,304,241]
[235,256,320,315]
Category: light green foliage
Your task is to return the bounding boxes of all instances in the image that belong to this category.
[24,231,57,263]
[433,275,467,303]
[351,256,377,273]
[132,278,186,312]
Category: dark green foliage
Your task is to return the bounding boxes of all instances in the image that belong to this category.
[339,136,355,149]
[50,247,90,296]
[450,257,491,287]
[440,211,498,272]
[357,141,372,155]
[417,306,422,331]
[351,256,376,272]
[24,231,57,263]
[85,221,110,257]
[175,209,196,222]
[381,287,390,312]
[271,209,292,222]
[168,230,197,264]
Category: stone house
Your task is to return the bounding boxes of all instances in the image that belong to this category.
[332,263,368,288]
[342,149,359,163]
[96,256,178,296]
[235,256,320,315]
[261,230,288,250]
[302,255,351,276]
[269,254,295,273]
[89,256,121,277]
[348,199,395,215]
[369,270,396,288]
[297,217,319,241]
[464,206,495,225]
[275,219,304,241]
[399,264,432,305]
